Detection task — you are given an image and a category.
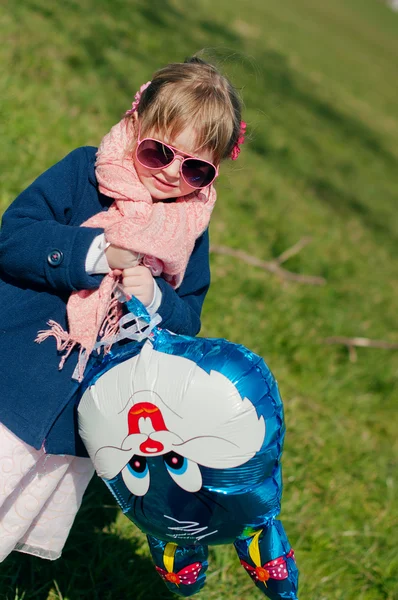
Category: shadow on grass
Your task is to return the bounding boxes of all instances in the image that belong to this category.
[1,477,175,600]
[248,50,397,246]
[251,48,397,166]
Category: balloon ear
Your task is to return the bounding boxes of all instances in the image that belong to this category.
[234,521,299,599]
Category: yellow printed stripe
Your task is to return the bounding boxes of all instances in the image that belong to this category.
[163,542,178,573]
[248,530,263,567]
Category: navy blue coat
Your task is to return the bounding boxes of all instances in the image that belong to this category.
[0,147,211,456]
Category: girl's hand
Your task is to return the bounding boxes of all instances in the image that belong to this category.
[121,265,155,306]
[105,244,141,270]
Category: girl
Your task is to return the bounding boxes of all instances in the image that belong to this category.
[0,56,244,562]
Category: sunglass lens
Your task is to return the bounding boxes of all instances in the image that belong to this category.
[137,140,174,168]
[182,159,215,188]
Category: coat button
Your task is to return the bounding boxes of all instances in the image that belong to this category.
[47,249,64,266]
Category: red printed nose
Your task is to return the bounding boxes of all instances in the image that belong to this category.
[139,439,164,454]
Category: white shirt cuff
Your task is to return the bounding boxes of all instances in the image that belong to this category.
[145,281,162,315]
[85,233,110,274]
[86,236,162,314]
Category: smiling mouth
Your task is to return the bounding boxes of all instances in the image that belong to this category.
[153,175,178,188]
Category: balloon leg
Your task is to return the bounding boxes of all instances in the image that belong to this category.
[234,520,299,600]
[147,535,208,597]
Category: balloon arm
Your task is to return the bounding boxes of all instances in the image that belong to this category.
[234,520,299,600]
[147,535,208,598]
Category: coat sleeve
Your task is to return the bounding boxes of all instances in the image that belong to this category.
[0,148,104,292]
[155,229,211,336]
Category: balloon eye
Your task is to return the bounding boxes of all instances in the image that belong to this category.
[163,452,187,474]
[122,455,150,496]
[128,455,148,476]
[163,453,202,492]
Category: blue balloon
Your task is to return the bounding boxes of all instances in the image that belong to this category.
[77,298,299,598]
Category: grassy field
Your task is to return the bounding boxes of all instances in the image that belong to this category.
[1,0,397,599]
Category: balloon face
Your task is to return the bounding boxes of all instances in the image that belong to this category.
[78,333,286,546]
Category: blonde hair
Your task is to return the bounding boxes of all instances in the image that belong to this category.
[133,56,242,164]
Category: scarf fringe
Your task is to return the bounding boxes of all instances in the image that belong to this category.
[36,296,161,383]
[98,294,122,355]
[35,320,78,370]
[35,292,122,382]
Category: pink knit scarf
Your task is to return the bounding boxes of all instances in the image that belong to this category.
[36,117,216,380]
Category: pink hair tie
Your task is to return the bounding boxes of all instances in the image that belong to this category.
[125,81,152,116]
[230,121,247,160]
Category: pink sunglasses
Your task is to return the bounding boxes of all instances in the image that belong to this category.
[135,133,219,189]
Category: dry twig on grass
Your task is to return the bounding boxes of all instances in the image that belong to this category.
[321,336,398,362]
[210,236,326,286]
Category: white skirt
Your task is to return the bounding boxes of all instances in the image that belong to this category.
[0,423,94,561]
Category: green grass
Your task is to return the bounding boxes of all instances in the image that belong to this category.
[1,0,397,598]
